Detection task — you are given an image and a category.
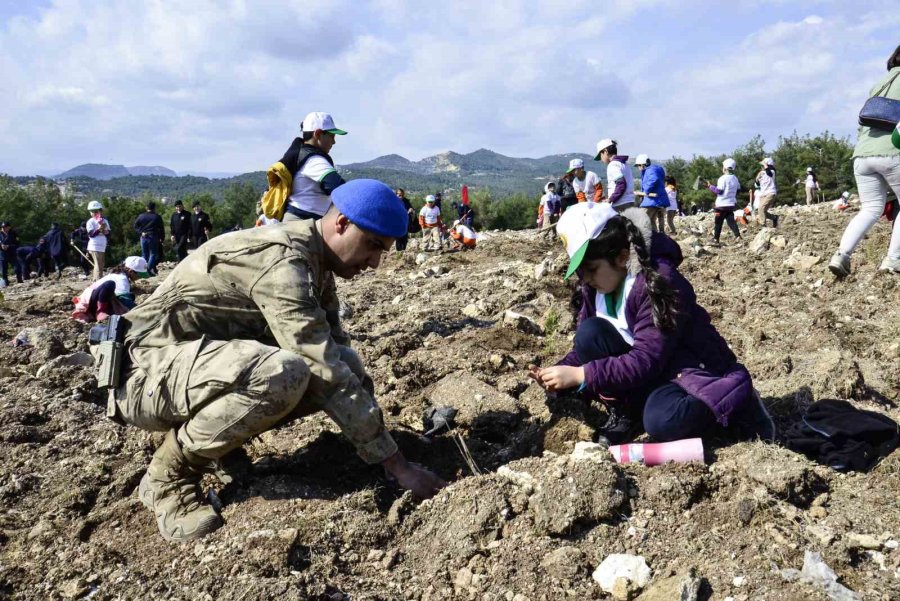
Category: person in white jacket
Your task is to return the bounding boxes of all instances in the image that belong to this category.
[804,167,819,205]
[706,158,743,244]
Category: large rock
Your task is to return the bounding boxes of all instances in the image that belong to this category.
[12,326,66,363]
[503,310,543,335]
[541,546,588,581]
[784,252,822,271]
[500,455,625,536]
[426,371,519,428]
[592,554,652,599]
[750,228,775,254]
[36,352,94,379]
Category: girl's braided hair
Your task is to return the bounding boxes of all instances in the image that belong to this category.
[583,216,678,331]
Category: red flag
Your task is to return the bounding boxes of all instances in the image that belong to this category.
[461,185,469,206]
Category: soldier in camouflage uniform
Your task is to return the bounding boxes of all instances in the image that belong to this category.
[110,179,446,542]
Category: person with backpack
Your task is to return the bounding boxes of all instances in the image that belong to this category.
[169,200,192,262]
[42,222,68,280]
[86,200,110,281]
[1,221,22,286]
[706,158,743,245]
[134,201,165,276]
[829,45,900,277]
[754,158,780,228]
[109,179,445,542]
[804,167,819,205]
[528,202,774,445]
[634,154,668,233]
[280,111,347,222]
[394,188,415,251]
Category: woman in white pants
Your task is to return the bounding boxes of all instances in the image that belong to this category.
[829,45,900,277]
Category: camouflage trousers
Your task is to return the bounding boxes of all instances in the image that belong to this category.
[114,339,368,460]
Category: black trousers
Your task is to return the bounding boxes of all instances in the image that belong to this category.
[714,208,741,241]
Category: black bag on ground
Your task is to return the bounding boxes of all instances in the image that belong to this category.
[784,399,899,472]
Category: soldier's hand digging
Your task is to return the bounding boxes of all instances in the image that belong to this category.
[382,452,446,499]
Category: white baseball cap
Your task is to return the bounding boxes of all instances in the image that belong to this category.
[806,166,813,172]
[842,191,850,199]
[723,158,737,170]
[635,154,650,166]
[593,138,617,160]
[123,256,150,278]
[301,112,347,135]
[556,201,619,279]
[567,158,584,173]
[425,194,436,203]
[761,157,774,166]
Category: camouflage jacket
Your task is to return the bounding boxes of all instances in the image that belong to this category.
[121,220,397,464]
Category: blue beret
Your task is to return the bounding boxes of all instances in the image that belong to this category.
[330,179,408,238]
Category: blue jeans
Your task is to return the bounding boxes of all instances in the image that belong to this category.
[573,317,718,441]
[140,235,159,274]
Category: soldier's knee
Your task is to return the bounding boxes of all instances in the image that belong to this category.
[253,351,310,413]
[338,346,365,380]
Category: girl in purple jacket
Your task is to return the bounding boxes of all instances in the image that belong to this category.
[529,203,774,445]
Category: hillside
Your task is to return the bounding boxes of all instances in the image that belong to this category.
[55,164,178,180]
[46,149,603,200]
[0,203,897,599]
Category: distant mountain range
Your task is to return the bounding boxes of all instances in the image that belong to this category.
[45,149,607,199]
[55,163,178,179]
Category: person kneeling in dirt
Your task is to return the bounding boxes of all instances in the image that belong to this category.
[528,202,775,446]
[449,219,478,250]
[101,179,445,543]
[72,256,149,323]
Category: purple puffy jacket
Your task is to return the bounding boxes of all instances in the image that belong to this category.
[557,224,753,425]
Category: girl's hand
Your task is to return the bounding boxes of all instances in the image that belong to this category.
[536,366,585,391]
[527,365,546,388]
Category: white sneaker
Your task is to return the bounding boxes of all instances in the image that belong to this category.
[828,251,851,278]
[879,257,900,273]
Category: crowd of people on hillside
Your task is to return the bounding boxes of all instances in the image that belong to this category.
[0,199,213,288]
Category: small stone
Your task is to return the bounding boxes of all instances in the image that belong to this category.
[454,567,473,589]
[809,506,827,520]
[381,548,399,569]
[462,303,480,318]
[732,576,746,587]
[415,253,427,265]
[367,549,385,562]
[846,533,881,550]
[60,579,89,600]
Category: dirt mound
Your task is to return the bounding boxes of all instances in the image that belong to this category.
[1,205,898,599]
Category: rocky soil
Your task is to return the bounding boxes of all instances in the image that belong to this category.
[0,202,898,600]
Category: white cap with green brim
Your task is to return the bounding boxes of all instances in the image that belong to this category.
[567,158,584,173]
[556,202,619,279]
[301,111,347,135]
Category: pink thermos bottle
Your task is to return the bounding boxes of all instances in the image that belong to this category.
[608,438,704,466]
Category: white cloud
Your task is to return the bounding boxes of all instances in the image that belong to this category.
[0,0,897,175]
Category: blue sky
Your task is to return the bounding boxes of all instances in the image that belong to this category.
[0,0,897,175]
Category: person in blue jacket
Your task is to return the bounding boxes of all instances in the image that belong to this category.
[634,155,669,233]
